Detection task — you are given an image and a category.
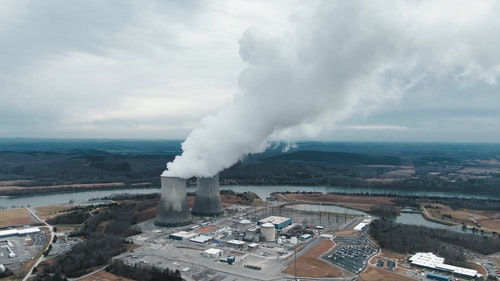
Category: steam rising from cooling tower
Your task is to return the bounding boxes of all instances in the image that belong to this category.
[154,176,192,227]
[163,1,500,179]
[191,174,223,216]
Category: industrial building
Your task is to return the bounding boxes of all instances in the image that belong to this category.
[191,175,224,216]
[190,235,213,244]
[353,217,372,231]
[426,272,451,281]
[154,176,192,227]
[169,231,198,241]
[258,216,292,229]
[227,240,245,249]
[409,252,481,279]
[242,226,259,242]
[203,248,223,258]
[0,227,40,239]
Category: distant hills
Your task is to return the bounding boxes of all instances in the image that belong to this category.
[0,139,499,196]
[263,150,401,166]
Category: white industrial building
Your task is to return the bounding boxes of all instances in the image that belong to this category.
[409,252,481,278]
[258,216,292,229]
[0,227,40,238]
[227,239,245,248]
[354,217,372,231]
[203,248,223,258]
[169,231,198,241]
[190,235,213,244]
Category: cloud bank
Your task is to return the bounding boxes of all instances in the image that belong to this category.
[165,1,500,178]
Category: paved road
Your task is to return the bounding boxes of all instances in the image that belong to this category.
[23,208,55,281]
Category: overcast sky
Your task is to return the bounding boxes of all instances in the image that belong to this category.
[1,0,500,143]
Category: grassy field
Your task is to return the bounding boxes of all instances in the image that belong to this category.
[0,208,38,228]
[34,205,73,221]
[422,203,500,232]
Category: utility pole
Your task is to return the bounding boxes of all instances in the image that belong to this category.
[294,247,297,280]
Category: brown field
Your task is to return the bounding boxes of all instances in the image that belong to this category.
[0,179,35,188]
[469,261,487,276]
[359,267,414,281]
[71,270,135,281]
[136,207,157,222]
[423,203,500,232]
[335,230,359,236]
[0,182,127,191]
[282,193,395,212]
[282,239,350,278]
[376,249,408,261]
[0,208,38,228]
[34,205,73,220]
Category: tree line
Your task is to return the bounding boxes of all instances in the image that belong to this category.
[35,201,146,279]
[369,219,500,267]
[106,259,182,281]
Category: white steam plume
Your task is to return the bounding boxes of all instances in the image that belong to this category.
[164,1,500,178]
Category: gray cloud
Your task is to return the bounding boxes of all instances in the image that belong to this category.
[0,0,499,146]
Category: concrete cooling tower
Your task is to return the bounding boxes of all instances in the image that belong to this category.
[191,174,224,216]
[154,176,192,227]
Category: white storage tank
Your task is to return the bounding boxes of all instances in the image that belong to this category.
[238,219,252,232]
[290,236,298,244]
[260,222,275,242]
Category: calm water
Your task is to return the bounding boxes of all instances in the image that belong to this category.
[0,188,158,209]
[0,186,455,228]
[394,212,449,228]
[1,184,496,210]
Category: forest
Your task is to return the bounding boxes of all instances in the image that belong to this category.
[1,140,500,196]
[34,201,155,280]
[369,219,500,267]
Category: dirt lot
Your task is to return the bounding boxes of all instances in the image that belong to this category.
[0,208,38,228]
[282,239,350,278]
[282,193,395,212]
[71,270,134,281]
[359,267,415,281]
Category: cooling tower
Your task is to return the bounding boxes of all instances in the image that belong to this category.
[191,174,224,216]
[154,176,192,227]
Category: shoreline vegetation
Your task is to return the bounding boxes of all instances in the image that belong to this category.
[1,140,500,198]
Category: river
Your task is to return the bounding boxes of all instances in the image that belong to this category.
[0,185,497,209]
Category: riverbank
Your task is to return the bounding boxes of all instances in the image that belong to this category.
[0,181,153,197]
[278,192,500,233]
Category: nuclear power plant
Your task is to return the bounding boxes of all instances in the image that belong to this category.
[155,173,224,227]
[154,176,192,227]
[191,175,224,216]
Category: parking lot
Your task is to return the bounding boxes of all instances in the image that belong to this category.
[0,234,44,272]
[323,236,378,274]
